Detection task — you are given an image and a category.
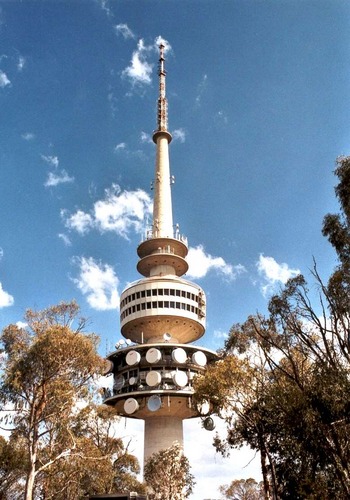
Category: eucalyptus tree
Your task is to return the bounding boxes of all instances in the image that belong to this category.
[195,156,350,499]
[144,442,195,500]
[0,301,144,500]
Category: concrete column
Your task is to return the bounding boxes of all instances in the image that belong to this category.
[144,416,183,462]
[153,135,173,238]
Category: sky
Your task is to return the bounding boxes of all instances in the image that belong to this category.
[0,0,350,497]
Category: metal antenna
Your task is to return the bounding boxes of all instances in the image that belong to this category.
[157,43,168,132]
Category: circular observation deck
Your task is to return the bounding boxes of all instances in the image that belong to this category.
[120,276,206,344]
[137,237,188,258]
[137,237,189,277]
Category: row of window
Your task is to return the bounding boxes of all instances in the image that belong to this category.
[121,288,203,308]
[120,301,205,320]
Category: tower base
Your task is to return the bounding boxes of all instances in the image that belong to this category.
[144,416,183,461]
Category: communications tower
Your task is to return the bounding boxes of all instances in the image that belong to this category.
[103,44,218,461]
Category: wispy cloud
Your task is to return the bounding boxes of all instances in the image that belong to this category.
[122,39,153,86]
[115,23,135,40]
[98,0,113,17]
[62,210,93,235]
[187,244,246,280]
[154,35,171,54]
[0,70,10,88]
[122,36,171,88]
[195,74,208,105]
[72,256,119,311]
[41,154,59,168]
[58,233,72,246]
[63,184,152,239]
[140,131,152,144]
[17,55,25,72]
[114,142,126,151]
[22,132,35,141]
[256,254,300,297]
[113,142,147,161]
[45,170,74,187]
[41,154,74,188]
[172,128,186,143]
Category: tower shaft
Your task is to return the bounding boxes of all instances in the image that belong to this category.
[152,42,173,240]
[152,134,173,239]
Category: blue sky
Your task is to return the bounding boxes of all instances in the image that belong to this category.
[1,0,350,497]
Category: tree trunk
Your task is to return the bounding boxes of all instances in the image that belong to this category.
[24,462,36,500]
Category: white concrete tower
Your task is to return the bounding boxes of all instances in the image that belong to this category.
[103,44,218,462]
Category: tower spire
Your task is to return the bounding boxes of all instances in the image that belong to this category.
[152,44,173,239]
[156,43,169,134]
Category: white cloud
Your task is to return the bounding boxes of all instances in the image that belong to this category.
[115,23,135,40]
[0,283,14,308]
[114,142,126,151]
[61,209,93,235]
[187,244,246,280]
[195,74,208,105]
[0,70,10,88]
[121,36,171,89]
[172,128,186,143]
[63,184,152,240]
[0,249,14,308]
[140,131,152,143]
[16,321,27,329]
[72,256,119,311]
[58,233,72,246]
[44,170,74,187]
[213,329,228,341]
[41,155,59,168]
[154,36,171,54]
[17,55,25,71]
[122,39,153,86]
[257,254,300,297]
[22,132,35,141]
[99,0,112,17]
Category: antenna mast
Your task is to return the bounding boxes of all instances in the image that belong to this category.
[157,43,168,132]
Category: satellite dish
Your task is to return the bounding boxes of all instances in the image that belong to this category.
[146,370,162,387]
[203,417,215,431]
[192,351,207,367]
[125,339,132,345]
[119,339,126,345]
[129,376,137,385]
[172,370,188,388]
[147,395,162,412]
[113,375,125,391]
[172,347,187,364]
[163,332,171,341]
[126,350,141,366]
[146,347,162,364]
[124,398,139,415]
[197,400,210,416]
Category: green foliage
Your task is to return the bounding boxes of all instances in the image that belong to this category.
[144,442,195,499]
